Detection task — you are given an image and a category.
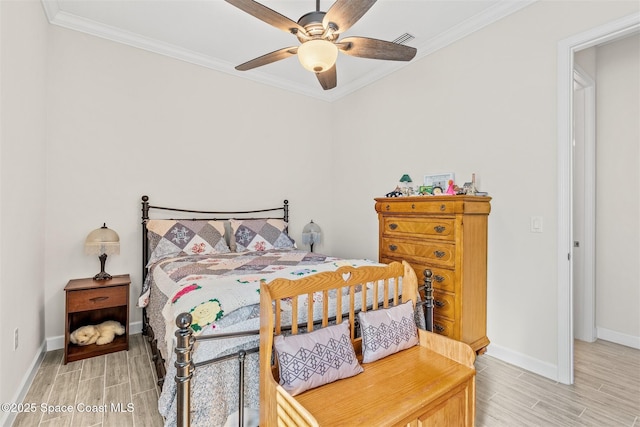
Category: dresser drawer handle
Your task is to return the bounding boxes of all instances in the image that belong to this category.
[389,244,398,251]
[434,300,446,308]
[434,324,446,333]
[434,250,445,258]
[89,296,109,303]
[440,204,446,211]
[389,223,398,230]
[411,204,415,209]
[385,204,390,211]
[434,275,445,283]
[434,225,446,233]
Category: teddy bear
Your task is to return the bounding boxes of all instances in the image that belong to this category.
[69,320,125,346]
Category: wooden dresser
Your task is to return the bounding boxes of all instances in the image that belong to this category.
[375,195,491,353]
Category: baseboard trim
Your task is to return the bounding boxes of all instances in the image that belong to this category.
[485,343,559,382]
[597,327,640,350]
[46,321,143,351]
[0,341,46,427]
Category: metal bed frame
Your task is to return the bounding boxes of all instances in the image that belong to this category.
[140,195,433,426]
[140,195,289,389]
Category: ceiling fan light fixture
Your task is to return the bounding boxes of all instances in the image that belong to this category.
[297,39,338,73]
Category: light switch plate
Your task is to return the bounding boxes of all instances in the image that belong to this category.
[531,216,543,233]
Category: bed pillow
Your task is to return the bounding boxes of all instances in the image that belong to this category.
[358,300,419,363]
[146,219,230,264]
[230,218,295,252]
[274,321,363,396]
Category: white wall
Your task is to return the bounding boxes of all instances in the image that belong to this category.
[2,0,639,405]
[331,1,639,376]
[595,34,640,343]
[0,0,47,412]
[44,25,336,341]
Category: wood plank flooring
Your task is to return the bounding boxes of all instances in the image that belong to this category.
[476,339,640,427]
[11,337,640,426]
[12,334,163,427]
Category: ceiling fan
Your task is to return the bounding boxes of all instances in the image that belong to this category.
[224,0,417,90]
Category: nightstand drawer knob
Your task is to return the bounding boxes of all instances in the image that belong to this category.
[389,244,398,251]
[440,204,446,211]
[434,300,446,308]
[434,226,446,233]
[389,223,398,230]
[434,250,445,258]
[434,275,445,283]
[90,296,109,303]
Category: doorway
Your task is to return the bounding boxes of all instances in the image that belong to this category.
[572,65,596,344]
[557,12,639,385]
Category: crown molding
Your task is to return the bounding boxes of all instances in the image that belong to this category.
[41,0,537,102]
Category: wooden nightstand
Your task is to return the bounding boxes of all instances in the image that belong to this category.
[64,274,130,364]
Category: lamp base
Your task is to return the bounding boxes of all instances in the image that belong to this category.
[93,253,112,280]
[93,271,113,281]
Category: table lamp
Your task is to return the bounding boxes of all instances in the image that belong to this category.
[85,223,120,280]
[302,220,322,253]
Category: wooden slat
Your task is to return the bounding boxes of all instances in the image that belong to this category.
[291,297,298,335]
[274,299,281,334]
[307,292,314,332]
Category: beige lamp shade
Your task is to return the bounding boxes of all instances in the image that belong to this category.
[85,223,120,255]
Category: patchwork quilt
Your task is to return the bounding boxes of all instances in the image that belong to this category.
[140,249,381,427]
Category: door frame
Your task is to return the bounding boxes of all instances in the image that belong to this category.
[572,65,596,343]
[556,12,639,385]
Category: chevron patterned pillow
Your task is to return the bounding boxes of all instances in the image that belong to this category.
[274,321,363,396]
[358,300,419,363]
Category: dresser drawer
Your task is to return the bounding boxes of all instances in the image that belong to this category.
[432,316,455,338]
[67,286,127,312]
[433,290,455,321]
[381,238,455,268]
[377,200,459,214]
[402,263,456,293]
[382,217,455,241]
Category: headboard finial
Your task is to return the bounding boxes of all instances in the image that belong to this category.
[141,195,150,221]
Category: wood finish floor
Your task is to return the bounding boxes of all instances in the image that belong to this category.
[12,337,640,426]
[12,334,163,427]
[476,339,640,427]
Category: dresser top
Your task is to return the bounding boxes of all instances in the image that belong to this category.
[375,195,491,215]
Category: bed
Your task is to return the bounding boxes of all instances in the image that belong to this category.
[138,195,434,426]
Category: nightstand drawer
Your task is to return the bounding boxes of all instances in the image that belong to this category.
[67,286,127,312]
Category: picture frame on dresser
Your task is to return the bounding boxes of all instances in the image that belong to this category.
[424,173,455,191]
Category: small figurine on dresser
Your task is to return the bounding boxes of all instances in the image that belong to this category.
[446,180,457,195]
[386,187,404,197]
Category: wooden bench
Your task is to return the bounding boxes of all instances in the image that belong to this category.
[259,261,476,426]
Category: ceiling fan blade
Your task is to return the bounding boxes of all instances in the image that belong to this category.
[338,37,417,61]
[323,0,377,34]
[235,46,298,71]
[225,0,306,35]
[316,65,337,90]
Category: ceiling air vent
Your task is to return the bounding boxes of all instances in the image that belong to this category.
[393,33,415,45]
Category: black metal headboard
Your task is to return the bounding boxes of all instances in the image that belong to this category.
[140,195,289,283]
